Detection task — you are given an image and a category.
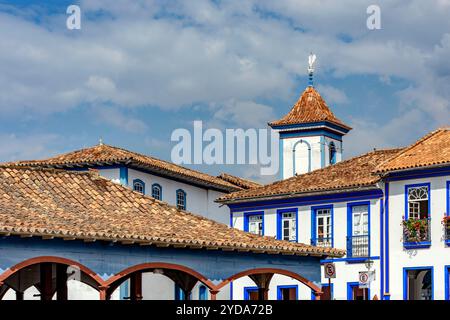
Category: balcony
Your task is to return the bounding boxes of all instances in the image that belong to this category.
[346,235,369,258]
[402,218,431,249]
[311,237,332,248]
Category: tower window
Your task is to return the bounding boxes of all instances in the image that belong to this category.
[329,142,337,165]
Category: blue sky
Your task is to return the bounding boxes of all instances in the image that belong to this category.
[0,0,449,182]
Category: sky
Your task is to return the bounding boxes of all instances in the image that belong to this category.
[0,0,449,183]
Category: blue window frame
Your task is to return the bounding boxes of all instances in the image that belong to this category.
[199,285,208,300]
[176,189,186,210]
[446,181,450,246]
[151,183,162,200]
[346,201,370,259]
[243,286,259,300]
[329,142,337,165]
[244,211,264,236]
[276,208,298,242]
[403,266,433,300]
[404,183,431,248]
[132,179,145,194]
[277,285,298,300]
[311,205,333,247]
[405,183,431,220]
[445,265,450,300]
[347,282,370,300]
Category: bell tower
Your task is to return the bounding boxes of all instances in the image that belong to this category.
[269,54,352,179]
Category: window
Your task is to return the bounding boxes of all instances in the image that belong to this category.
[277,285,297,300]
[407,185,429,220]
[199,285,208,300]
[347,282,369,300]
[277,210,297,242]
[245,213,263,235]
[176,189,186,210]
[403,267,433,300]
[312,206,332,247]
[132,179,145,194]
[152,184,162,200]
[348,204,369,257]
[329,142,337,165]
[244,287,259,300]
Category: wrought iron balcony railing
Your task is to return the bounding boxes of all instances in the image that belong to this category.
[346,235,369,258]
[402,218,431,243]
[311,237,332,248]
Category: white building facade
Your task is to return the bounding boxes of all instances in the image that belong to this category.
[219,84,450,300]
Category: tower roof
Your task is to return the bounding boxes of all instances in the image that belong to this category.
[269,86,351,131]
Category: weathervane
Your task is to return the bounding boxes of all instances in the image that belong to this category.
[308,52,316,87]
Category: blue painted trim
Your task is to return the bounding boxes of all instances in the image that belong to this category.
[320,136,325,168]
[292,139,311,174]
[244,211,265,235]
[230,281,233,301]
[446,181,450,215]
[277,285,298,300]
[311,205,333,247]
[384,182,390,299]
[346,201,371,258]
[272,121,350,134]
[132,178,146,194]
[279,137,284,179]
[276,208,298,242]
[321,256,380,263]
[280,130,344,142]
[199,285,208,300]
[229,212,233,228]
[404,182,431,220]
[403,242,431,249]
[403,266,434,300]
[243,286,258,300]
[380,199,384,300]
[445,265,450,300]
[119,166,128,186]
[151,183,162,200]
[347,281,370,300]
[176,189,187,210]
[385,166,450,182]
[229,190,383,212]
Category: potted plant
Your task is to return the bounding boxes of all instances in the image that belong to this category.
[402,217,429,243]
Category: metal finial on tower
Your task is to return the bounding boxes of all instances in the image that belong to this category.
[99,137,103,146]
[308,52,317,87]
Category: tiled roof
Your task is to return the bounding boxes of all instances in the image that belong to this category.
[7,144,240,192]
[218,148,402,203]
[0,167,343,257]
[217,173,262,190]
[269,86,351,130]
[376,128,450,173]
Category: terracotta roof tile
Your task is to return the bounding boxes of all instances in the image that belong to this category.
[0,166,344,257]
[269,86,351,130]
[218,148,402,203]
[7,144,240,192]
[217,173,262,190]
[376,128,450,173]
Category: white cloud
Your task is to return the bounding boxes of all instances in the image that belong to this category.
[316,84,349,105]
